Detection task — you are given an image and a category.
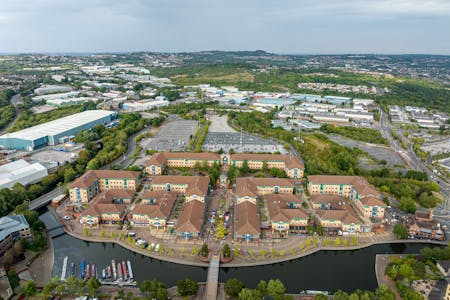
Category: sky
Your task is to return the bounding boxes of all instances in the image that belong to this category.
[0,0,449,54]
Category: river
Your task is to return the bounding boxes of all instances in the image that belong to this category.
[51,232,434,293]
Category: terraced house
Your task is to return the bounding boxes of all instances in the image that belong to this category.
[307,175,386,220]
[234,177,296,242]
[149,175,210,240]
[69,170,140,203]
[146,152,305,179]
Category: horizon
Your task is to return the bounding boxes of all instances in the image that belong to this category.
[0,0,449,54]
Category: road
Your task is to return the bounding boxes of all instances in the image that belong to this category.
[29,121,153,210]
[378,109,450,204]
[1,94,22,134]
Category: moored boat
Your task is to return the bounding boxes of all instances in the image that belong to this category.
[81,260,86,279]
[85,263,90,280]
[111,260,116,281]
[122,261,127,280]
[117,263,122,281]
[91,264,96,278]
[127,260,133,280]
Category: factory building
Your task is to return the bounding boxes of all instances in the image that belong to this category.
[0,160,48,189]
[0,110,116,151]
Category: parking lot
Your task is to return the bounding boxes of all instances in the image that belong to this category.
[327,134,405,167]
[202,132,287,153]
[30,145,84,165]
[207,115,235,132]
[141,120,198,151]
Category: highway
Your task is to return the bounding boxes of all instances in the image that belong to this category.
[378,109,450,203]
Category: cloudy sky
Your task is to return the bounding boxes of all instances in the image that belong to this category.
[0,0,449,54]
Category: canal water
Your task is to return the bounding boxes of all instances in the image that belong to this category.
[51,233,434,293]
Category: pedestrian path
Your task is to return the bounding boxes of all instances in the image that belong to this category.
[204,254,220,300]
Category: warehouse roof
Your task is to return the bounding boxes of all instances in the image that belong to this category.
[0,110,115,141]
[0,159,48,189]
[0,214,30,241]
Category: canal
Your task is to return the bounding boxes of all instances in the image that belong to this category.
[51,233,434,292]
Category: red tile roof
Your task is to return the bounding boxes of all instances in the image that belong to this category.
[175,200,205,233]
[235,177,295,198]
[231,153,304,169]
[235,201,260,235]
[151,175,209,196]
[70,170,140,188]
[147,152,220,166]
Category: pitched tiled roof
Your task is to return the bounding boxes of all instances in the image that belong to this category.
[70,170,140,188]
[310,194,348,209]
[231,153,304,169]
[81,203,126,217]
[235,177,295,198]
[359,196,385,207]
[147,152,220,166]
[95,189,135,203]
[307,175,380,198]
[175,200,205,233]
[317,209,361,225]
[235,201,260,235]
[132,192,176,219]
[151,175,209,196]
[266,194,308,223]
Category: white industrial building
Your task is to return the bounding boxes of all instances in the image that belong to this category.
[122,99,169,112]
[0,110,116,151]
[32,91,81,103]
[34,85,72,95]
[0,160,48,189]
[46,97,98,107]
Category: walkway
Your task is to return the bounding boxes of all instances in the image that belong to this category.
[204,254,220,300]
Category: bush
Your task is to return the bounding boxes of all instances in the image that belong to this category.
[223,244,231,258]
[393,224,408,239]
[224,278,244,298]
[177,278,199,296]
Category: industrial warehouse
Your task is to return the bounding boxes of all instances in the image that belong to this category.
[0,110,116,151]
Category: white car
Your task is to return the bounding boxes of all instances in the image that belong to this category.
[154,244,160,252]
[63,215,71,220]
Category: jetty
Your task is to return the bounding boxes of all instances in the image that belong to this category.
[204,254,220,300]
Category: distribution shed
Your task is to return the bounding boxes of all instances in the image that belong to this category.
[0,159,48,188]
[0,110,116,151]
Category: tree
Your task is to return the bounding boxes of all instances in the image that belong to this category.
[24,280,38,297]
[241,160,250,173]
[399,263,415,279]
[177,278,199,296]
[223,243,231,258]
[42,277,58,297]
[55,284,66,296]
[3,249,14,268]
[13,240,24,258]
[375,285,395,300]
[225,278,245,298]
[238,288,262,300]
[267,279,286,300]
[399,197,416,213]
[86,277,101,296]
[256,280,268,296]
[200,243,209,257]
[393,224,408,239]
[314,295,328,300]
[334,290,350,300]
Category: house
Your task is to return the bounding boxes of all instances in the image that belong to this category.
[80,204,126,226]
[175,199,206,241]
[235,201,260,243]
[150,175,209,202]
[69,170,140,203]
[406,218,444,241]
[0,215,33,256]
[316,209,362,234]
[235,177,296,204]
[146,152,220,175]
[437,260,450,277]
[227,153,304,179]
[130,193,177,229]
[234,178,296,242]
[79,189,133,226]
[307,175,386,220]
[265,194,308,236]
[145,151,305,179]
[310,194,348,210]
